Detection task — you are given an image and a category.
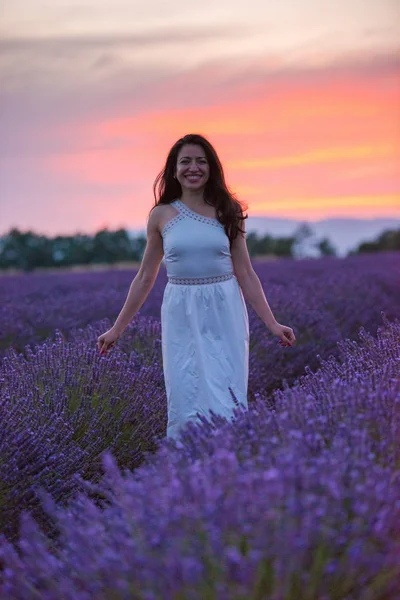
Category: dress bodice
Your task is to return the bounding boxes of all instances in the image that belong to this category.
[161,199,234,279]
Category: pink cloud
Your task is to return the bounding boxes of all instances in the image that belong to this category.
[1,53,399,234]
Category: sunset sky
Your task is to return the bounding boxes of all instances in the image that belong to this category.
[0,0,399,236]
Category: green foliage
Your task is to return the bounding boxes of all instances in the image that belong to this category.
[245,231,296,257]
[353,228,400,254]
[317,237,337,256]
[0,227,146,271]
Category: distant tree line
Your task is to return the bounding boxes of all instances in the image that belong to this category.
[347,228,400,255]
[0,224,398,272]
[0,229,147,272]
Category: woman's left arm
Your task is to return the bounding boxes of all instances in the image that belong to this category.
[231,221,296,347]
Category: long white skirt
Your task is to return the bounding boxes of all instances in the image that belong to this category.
[161,275,249,439]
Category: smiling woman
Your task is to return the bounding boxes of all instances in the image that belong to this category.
[98,134,296,438]
[97,133,296,440]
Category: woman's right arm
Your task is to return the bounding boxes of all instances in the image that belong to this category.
[111,207,164,336]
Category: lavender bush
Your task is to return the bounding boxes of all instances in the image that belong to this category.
[0,317,166,541]
[1,251,399,353]
[0,314,399,599]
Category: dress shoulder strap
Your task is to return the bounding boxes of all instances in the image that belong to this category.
[172,199,223,229]
[161,200,186,236]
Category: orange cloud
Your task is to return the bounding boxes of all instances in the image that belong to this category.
[227,144,395,170]
[46,60,400,226]
[251,194,400,219]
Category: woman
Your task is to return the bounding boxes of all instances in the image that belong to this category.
[97,133,296,439]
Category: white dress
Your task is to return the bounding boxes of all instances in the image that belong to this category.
[161,199,249,440]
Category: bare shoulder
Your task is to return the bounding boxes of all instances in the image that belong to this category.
[146,205,165,235]
[147,203,179,235]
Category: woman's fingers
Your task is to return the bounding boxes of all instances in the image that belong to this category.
[99,339,116,354]
[279,330,295,346]
[286,329,295,343]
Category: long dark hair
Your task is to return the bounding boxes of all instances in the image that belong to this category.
[152,133,247,246]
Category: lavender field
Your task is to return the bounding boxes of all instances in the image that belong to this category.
[0,251,399,599]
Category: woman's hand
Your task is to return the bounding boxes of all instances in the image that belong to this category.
[269,322,296,347]
[97,328,121,355]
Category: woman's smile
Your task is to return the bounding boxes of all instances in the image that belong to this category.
[185,174,203,182]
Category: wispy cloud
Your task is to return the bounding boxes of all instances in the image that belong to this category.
[0,25,249,54]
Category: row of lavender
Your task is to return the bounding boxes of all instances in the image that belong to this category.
[1,251,399,399]
[1,311,399,598]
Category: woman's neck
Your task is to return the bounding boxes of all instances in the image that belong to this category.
[179,189,206,207]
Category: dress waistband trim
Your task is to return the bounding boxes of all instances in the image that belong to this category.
[167,273,234,285]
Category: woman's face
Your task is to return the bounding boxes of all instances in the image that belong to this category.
[175,144,210,192]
